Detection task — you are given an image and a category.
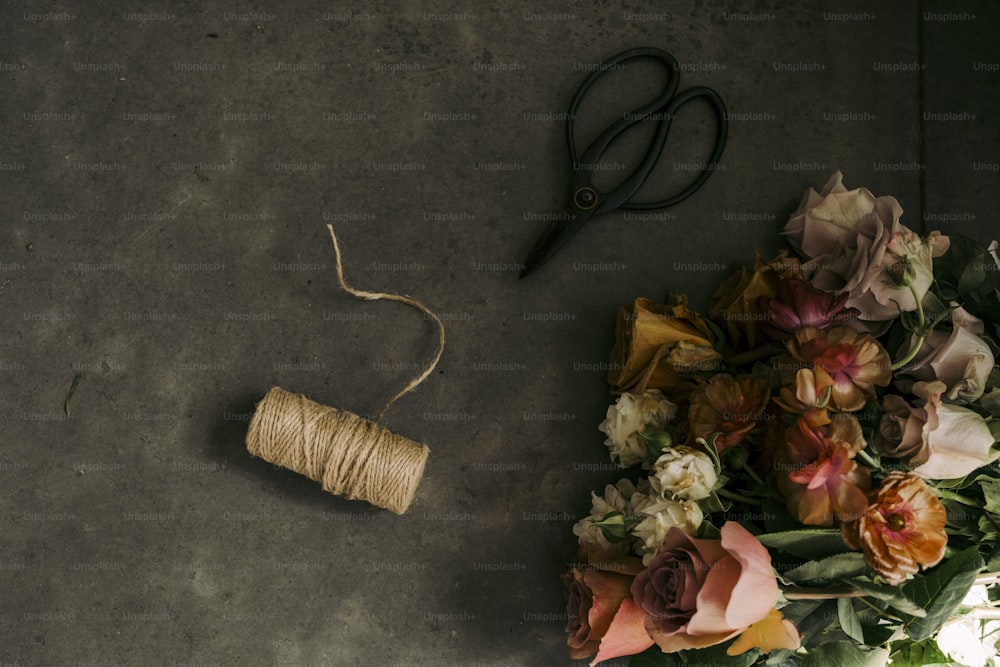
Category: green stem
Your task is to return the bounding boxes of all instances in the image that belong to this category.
[716,488,761,505]
[855,595,906,624]
[856,449,883,472]
[890,283,928,371]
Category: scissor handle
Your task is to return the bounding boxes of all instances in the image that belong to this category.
[565,47,728,213]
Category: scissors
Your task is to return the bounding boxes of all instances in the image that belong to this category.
[519,47,728,279]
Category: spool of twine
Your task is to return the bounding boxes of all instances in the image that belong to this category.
[244,225,445,514]
[246,387,429,514]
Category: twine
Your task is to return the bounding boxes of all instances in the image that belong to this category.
[246,388,428,514]
[244,225,445,514]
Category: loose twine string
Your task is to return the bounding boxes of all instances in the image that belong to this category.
[245,225,445,514]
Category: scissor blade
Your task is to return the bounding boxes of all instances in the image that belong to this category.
[518,209,588,279]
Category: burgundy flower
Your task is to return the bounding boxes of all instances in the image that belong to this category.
[758,278,859,340]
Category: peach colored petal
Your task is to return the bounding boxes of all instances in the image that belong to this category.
[591,597,654,666]
[583,569,636,640]
[727,609,801,656]
[678,529,730,567]
[828,379,866,412]
[686,554,742,636]
[791,486,834,525]
[717,522,778,630]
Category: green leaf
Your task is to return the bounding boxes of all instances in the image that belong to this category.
[698,492,727,514]
[784,552,870,584]
[838,597,865,644]
[979,477,1000,516]
[797,640,869,667]
[756,529,851,560]
[844,578,927,617]
[861,621,899,648]
[793,599,839,646]
[888,637,963,667]
[902,545,985,641]
[979,388,1000,418]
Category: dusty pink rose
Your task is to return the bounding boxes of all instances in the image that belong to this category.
[630,522,779,652]
[876,381,996,480]
[897,324,995,404]
[782,172,949,322]
[563,547,652,664]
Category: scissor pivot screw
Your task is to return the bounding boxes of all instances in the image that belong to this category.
[574,187,598,210]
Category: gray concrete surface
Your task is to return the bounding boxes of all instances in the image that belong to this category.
[2,1,997,665]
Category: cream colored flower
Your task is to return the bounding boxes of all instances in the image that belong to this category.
[650,446,718,501]
[572,479,641,555]
[631,493,703,564]
[911,382,996,479]
[598,390,678,467]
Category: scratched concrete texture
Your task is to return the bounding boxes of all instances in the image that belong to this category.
[1,1,998,665]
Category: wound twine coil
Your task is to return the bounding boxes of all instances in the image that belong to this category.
[244,225,445,514]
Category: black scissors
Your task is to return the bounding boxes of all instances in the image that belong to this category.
[519,47,728,279]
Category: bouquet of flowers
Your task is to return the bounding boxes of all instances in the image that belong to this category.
[563,172,1000,666]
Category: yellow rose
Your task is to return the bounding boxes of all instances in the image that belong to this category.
[608,297,720,395]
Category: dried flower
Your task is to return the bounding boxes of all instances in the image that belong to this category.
[776,416,871,526]
[650,445,718,501]
[598,391,678,468]
[608,298,720,395]
[630,493,703,565]
[709,249,801,348]
[573,479,643,555]
[688,374,770,453]
[758,278,859,340]
[841,471,947,585]
[787,326,891,412]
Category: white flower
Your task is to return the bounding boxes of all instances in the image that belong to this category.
[598,390,678,467]
[650,445,719,501]
[630,492,703,565]
[572,479,640,554]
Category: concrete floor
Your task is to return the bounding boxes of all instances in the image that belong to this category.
[3,1,998,665]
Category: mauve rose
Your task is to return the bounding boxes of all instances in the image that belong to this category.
[877,381,996,479]
[897,324,995,404]
[630,522,778,652]
[782,172,949,323]
[783,171,869,259]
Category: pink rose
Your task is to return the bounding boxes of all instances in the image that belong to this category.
[563,547,653,665]
[630,522,778,652]
[782,172,949,322]
[876,381,996,479]
[897,322,995,404]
